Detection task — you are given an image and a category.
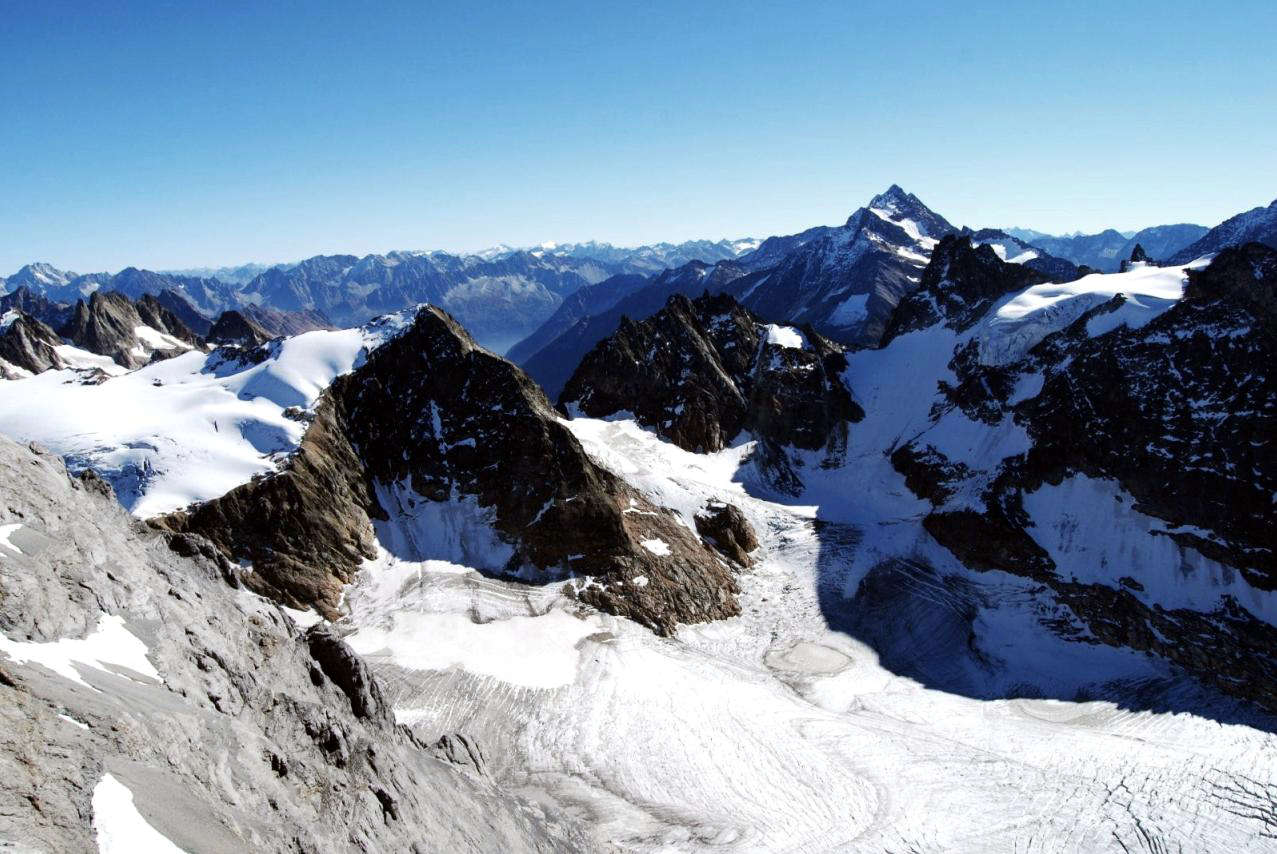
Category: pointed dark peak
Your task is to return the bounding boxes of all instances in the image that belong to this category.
[559,289,859,477]
[883,235,1050,341]
[208,310,273,348]
[167,301,743,635]
[1182,242,1277,319]
[1129,243,1149,263]
[868,183,913,209]
[852,185,955,240]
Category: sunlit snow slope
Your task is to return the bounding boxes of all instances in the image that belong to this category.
[0,312,410,516]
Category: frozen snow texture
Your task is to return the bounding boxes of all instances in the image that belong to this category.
[974,259,1207,365]
[92,774,187,854]
[0,314,410,516]
[0,613,160,689]
[349,607,596,690]
[640,537,671,556]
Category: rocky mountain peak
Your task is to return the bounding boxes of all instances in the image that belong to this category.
[58,290,202,369]
[883,234,1049,342]
[208,309,273,347]
[559,292,862,489]
[7,262,73,288]
[159,304,742,635]
[0,311,64,377]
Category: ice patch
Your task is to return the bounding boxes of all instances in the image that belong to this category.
[0,613,160,689]
[0,522,22,554]
[93,774,186,853]
[1024,474,1276,624]
[640,538,671,556]
[58,713,90,730]
[764,324,807,350]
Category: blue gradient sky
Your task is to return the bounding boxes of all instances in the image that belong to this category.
[2,0,1274,273]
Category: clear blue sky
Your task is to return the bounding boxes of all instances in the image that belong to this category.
[2,0,1274,273]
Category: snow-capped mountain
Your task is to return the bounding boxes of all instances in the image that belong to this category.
[3,193,1277,853]
[723,185,955,347]
[527,237,760,272]
[1167,197,1277,264]
[512,185,960,393]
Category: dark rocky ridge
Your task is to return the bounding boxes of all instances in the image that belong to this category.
[208,308,274,347]
[560,291,863,469]
[159,305,740,635]
[520,261,753,399]
[59,290,203,369]
[153,287,214,336]
[0,312,64,377]
[883,235,1052,343]
[0,285,72,329]
[242,303,335,337]
[1167,199,1277,265]
[959,228,1081,281]
[888,242,1277,711]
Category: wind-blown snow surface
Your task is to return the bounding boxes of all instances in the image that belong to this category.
[973,258,1208,365]
[0,312,411,516]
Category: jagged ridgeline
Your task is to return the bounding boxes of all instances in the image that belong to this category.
[156,305,748,635]
[0,436,591,852]
[887,238,1277,709]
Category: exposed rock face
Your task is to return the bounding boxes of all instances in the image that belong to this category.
[560,292,862,462]
[0,312,64,376]
[1119,243,1150,272]
[161,305,740,635]
[208,308,274,347]
[887,242,1277,711]
[153,287,214,336]
[154,394,379,618]
[59,290,202,368]
[241,303,335,337]
[0,436,590,852]
[0,285,72,329]
[1167,198,1277,264]
[883,236,1051,342]
[520,261,751,399]
[694,502,758,566]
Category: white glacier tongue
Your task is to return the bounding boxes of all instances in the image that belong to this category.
[330,408,1277,852]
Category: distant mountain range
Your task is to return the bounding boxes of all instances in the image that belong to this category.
[1005,224,1208,272]
[3,194,1271,364]
[0,239,761,354]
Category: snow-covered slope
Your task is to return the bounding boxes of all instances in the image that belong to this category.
[0,312,411,516]
[329,405,1277,852]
